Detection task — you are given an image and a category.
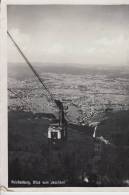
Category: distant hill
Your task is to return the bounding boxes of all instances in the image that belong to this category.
[8,62,129,80]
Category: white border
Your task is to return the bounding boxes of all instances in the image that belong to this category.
[1,0,129,192]
[5,0,129,5]
[0,0,8,190]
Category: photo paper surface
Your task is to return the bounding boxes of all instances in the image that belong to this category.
[7,3,129,188]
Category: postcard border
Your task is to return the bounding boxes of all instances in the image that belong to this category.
[1,0,129,192]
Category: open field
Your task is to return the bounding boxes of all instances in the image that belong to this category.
[8,64,129,124]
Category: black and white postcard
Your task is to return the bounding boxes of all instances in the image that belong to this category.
[1,0,129,191]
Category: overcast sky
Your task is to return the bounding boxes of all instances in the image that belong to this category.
[7,5,129,67]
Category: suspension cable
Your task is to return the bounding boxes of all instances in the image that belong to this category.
[7,31,55,104]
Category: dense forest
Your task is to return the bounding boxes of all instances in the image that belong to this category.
[8,110,129,187]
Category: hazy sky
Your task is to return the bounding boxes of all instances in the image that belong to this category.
[7,5,129,67]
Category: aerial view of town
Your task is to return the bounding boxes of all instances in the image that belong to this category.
[8,63,129,125]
